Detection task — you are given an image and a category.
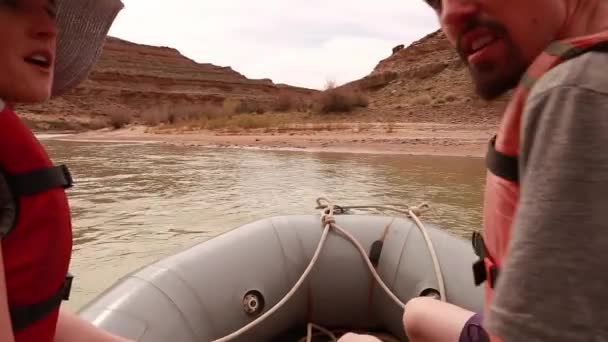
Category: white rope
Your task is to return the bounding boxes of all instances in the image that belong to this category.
[408,205,446,302]
[315,199,446,302]
[211,205,335,342]
[299,323,338,342]
[212,198,446,342]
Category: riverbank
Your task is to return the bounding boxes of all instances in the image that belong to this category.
[46,122,495,158]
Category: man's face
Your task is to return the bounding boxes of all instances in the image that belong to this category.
[424,0,565,100]
[0,0,57,103]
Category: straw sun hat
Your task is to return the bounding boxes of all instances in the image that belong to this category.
[52,0,125,96]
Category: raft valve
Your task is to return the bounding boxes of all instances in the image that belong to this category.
[243,290,265,316]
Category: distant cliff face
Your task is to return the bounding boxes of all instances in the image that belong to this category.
[18,31,510,131]
[18,37,319,130]
[343,30,509,125]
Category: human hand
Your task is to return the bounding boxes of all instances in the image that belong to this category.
[337,333,383,342]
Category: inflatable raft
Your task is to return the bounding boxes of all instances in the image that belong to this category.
[78,199,483,341]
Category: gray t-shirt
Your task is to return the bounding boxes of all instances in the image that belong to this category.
[484,51,608,341]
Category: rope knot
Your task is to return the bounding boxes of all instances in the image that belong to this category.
[409,202,430,217]
[321,213,335,225]
[317,197,336,226]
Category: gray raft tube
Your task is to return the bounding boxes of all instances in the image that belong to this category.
[78,214,484,342]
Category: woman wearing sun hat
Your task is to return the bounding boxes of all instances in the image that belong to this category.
[0,0,132,341]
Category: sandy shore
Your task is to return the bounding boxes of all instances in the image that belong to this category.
[47,122,496,158]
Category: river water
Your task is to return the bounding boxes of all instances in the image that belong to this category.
[39,138,486,311]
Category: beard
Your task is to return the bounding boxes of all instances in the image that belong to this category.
[457,18,528,100]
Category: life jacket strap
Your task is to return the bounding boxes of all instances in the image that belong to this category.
[9,272,73,332]
[471,232,499,288]
[6,165,73,196]
[485,135,519,183]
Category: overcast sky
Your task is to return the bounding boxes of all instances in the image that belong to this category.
[107,0,439,90]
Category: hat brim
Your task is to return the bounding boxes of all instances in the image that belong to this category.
[52,0,125,97]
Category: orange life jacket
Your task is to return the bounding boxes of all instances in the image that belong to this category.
[0,100,74,341]
[471,31,608,341]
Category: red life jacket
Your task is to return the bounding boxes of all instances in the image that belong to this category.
[470,31,608,341]
[0,100,74,341]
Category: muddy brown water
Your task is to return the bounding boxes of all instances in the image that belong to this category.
[39,138,486,311]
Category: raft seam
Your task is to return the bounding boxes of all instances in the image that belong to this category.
[157,265,219,339]
[270,217,292,288]
[292,218,310,274]
[131,272,202,341]
[292,217,314,321]
[390,218,413,289]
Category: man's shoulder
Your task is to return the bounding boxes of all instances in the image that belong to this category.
[529,50,608,100]
[522,50,608,144]
[519,50,608,170]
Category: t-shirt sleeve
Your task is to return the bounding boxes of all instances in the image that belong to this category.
[483,82,608,341]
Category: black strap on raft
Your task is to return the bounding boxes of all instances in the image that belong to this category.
[6,165,73,196]
[10,273,73,332]
[369,240,384,268]
[471,232,499,288]
[485,136,519,183]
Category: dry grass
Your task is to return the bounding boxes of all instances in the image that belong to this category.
[140,100,242,127]
[140,100,290,131]
[385,122,396,133]
[203,114,283,130]
[100,91,377,133]
[353,122,373,133]
[314,122,351,131]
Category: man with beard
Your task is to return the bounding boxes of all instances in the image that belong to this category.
[339,0,608,341]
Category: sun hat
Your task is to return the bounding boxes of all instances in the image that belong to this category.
[52,0,125,97]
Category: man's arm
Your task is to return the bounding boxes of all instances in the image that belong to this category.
[484,80,608,341]
[54,308,134,342]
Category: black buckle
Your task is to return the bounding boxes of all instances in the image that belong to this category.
[9,271,74,332]
[486,135,519,182]
[471,232,500,288]
[62,272,74,301]
[471,232,485,258]
[472,259,500,288]
[59,165,74,189]
[473,259,487,286]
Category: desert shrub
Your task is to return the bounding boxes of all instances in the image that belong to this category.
[141,105,171,125]
[444,93,458,102]
[108,110,131,129]
[88,117,109,130]
[316,88,369,113]
[235,101,266,114]
[274,92,298,112]
[411,94,433,106]
[314,80,369,113]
